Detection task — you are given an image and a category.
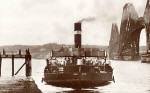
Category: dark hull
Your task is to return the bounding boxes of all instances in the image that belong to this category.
[45,79,110,88]
[141,60,150,63]
[43,72,113,88]
[111,56,140,61]
[141,54,150,63]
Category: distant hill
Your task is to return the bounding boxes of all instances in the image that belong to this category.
[0,43,146,59]
[0,43,108,59]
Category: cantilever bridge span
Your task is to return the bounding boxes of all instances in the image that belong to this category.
[109,0,150,60]
[119,17,147,59]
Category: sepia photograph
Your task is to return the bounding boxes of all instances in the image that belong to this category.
[0,0,150,93]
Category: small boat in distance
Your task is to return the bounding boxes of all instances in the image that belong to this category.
[42,22,113,88]
[141,50,150,63]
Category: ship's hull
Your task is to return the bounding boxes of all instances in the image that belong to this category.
[141,54,150,63]
[43,72,113,88]
[45,79,110,88]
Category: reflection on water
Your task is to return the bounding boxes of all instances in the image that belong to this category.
[1,59,150,93]
[62,89,100,93]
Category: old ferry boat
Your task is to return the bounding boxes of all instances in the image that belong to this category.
[42,22,113,88]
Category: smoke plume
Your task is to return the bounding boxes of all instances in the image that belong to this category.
[78,17,96,22]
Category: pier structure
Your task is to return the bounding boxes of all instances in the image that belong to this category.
[0,49,32,77]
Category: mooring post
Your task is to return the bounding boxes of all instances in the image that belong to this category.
[3,49,5,55]
[12,55,14,76]
[25,49,32,77]
[25,50,28,77]
[19,49,21,55]
[0,53,2,77]
[28,54,32,76]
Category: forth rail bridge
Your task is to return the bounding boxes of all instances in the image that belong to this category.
[109,0,150,61]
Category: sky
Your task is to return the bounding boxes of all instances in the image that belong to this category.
[0,0,148,46]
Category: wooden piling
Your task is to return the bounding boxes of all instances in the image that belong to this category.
[28,54,32,76]
[3,49,5,55]
[0,54,2,77]
[12,55,14,76]
[19,49,21,55]
[25,49,32,77]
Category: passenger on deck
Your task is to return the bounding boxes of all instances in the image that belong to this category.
[82,58,86,65]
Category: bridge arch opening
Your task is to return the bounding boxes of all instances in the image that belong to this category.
[139,28,147,54]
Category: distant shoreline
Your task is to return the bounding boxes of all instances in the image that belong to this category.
[0,43,146,59]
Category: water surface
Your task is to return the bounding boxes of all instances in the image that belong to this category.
[1,59,150,93]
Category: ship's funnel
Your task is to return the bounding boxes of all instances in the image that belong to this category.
[74,22,82,48]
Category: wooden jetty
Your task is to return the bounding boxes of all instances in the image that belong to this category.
[0,49,31,77]
[0,49,42,93]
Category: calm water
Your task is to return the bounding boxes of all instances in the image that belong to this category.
[1,59,150,93]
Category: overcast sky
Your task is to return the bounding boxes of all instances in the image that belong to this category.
[0,0,148,46]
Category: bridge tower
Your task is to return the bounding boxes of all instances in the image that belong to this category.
[144,0,150,51]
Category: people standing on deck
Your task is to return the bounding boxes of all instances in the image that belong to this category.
[63,58,67,66]
[82,58,86,65]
